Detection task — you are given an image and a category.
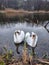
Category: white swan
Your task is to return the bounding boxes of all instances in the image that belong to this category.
[14,30,25,54]
[25,32,38,55]
[25,32,38,47]
[14,30,25,43]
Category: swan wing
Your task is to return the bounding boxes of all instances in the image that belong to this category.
[20,31,25,41]
[33,35,38,47]
[26,32,38,47]
[26,37,33,47]
[14,34,18,43]
[14,30,25,43]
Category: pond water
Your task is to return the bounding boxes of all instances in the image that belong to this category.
[0,22,49,58]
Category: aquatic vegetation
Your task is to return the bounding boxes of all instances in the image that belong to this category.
[0,61,5,65]
[3,47,13,59]
[22,42,29,63]
[0,44,49,65]
[2,47,13,65]
[0,56,5,65]
[42,52,49,59]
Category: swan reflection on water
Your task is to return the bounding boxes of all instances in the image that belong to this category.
[14,30,25,54]
[25,32,38,55]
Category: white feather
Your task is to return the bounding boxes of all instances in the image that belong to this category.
[14,30,25,44]
[25,32,38,47]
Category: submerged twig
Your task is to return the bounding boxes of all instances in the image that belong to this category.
[34,58,49,65]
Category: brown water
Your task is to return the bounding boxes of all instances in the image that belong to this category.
[0,22,49,57]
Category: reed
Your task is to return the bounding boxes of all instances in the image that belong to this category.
[22,42,29,63]
[0,44,49,65]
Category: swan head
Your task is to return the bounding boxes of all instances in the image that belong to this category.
[15,30,20,35]
[25,32,30,38]
[32,32,36,35]
[21,30,24,33]
[31,32,36,39]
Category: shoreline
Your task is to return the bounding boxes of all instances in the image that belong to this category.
[0,8,49,26]
[0,8,49,14]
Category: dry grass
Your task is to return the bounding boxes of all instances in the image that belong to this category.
[0,56,2,61]
[22,47,29,63]
[0,44,49,65]
[0,8,49,18]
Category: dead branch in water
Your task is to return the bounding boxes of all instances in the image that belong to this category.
[45,27,49,33]
[44,21,49,33]
[44,22,49,28]
[34,58,49,65]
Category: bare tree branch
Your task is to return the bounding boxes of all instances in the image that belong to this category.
[34,58,49,65]
[44,21,49,33]
[44,21,49,28]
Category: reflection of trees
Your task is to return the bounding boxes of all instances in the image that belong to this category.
[31,13,49,33]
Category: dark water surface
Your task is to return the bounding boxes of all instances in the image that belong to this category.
[0,22,49,57]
